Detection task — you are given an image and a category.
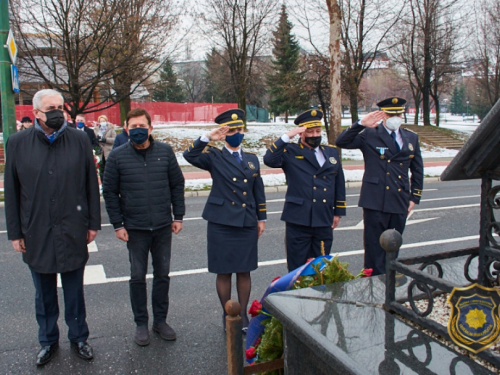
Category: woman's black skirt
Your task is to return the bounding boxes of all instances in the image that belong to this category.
[207,222,258,274]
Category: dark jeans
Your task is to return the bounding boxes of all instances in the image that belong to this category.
[127,225,172,326]
[363,208,407,276]
[285,223,333,271]
[30,266,89,346]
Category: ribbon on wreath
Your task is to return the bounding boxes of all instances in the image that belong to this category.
[245,255,334,349]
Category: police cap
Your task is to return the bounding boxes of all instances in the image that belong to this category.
[215,109,245,128]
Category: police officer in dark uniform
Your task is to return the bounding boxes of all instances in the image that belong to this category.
[264,109,346,271]
[335,97,424,276]
[183,109,266,331]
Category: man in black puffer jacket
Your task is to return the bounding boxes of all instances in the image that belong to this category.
[103,108,185,347]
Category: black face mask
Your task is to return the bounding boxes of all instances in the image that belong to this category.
[304,136,322,148]
[41,109,65,130]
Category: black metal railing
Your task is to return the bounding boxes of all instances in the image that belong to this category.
[382,175,500,368]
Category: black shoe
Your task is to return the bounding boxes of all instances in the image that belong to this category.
[135,325,150,346]
[36,343,58,366]
[153,322,177,341]
[70,341,94,360]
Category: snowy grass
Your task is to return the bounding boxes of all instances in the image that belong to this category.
[153,120,469,166]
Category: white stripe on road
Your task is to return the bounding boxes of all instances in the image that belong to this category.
[73,234,479,286]
[413,204,479,212]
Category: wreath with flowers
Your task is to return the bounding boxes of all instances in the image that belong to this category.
[245,255,372,374]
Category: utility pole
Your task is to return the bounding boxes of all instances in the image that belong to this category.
[0,0,17,150]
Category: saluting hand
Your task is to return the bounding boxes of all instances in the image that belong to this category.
[359,111,386,128]
[208,126,230,141]
[286,127,306,138]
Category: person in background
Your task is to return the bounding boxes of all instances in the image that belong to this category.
[63,111,75,128]
[19,116,33,131]
[335,97,424,276]
[4,89,101,366]
[183,109,266,333]
[263,109,346,272]
[75,114,98,148]
[103,108,185,347]
[94,115,116,178]
[113,120,129,149]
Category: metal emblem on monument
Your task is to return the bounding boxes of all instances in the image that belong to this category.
[447,283,500,353]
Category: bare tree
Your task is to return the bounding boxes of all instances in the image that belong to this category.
[105,0,181,121]
[472,0,500,112]
[178,62,206,102]
[325,0,342,146]
[200,0,278,115]
[11,0,126,118]
[11,0,180,121]
[399,0,461,126]
[338,0,403,123]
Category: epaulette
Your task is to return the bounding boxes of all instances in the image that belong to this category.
[243,151,257,155]
[403,127,417,134]
[203,145,221,153]
[324,144,337,148]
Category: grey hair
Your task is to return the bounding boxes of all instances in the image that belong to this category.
[32,89,64,110]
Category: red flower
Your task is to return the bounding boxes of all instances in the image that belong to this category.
[362,268,373,278]
[248,300,262,317]
[246,347,257,360]
[271,276,280,283]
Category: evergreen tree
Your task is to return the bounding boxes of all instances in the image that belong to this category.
[203,48,236,103]
[267,5,308,122]
[152,59,185,102]
[449,84,465,115]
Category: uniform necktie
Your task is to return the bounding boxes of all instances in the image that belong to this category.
[232,151,242,163]
[391,131,400,152]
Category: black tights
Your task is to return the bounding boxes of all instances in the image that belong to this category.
[216,272,251,327]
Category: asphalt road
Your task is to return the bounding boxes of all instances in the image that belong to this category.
[0,179,483,374]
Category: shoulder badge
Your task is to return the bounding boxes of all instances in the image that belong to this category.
[244,151,257,155]
[404,127,417,134]
[329,156,337,165]
[203,145,221,153]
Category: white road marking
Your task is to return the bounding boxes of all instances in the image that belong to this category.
[413,204,479,212]
[57,265,107,287]
[75,234,480,286]
[421,195,479,202]
[88,241,98,253]
[336,217,438,231]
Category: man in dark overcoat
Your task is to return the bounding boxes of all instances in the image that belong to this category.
[264,109,346,271]
[335,97,424,275]
[5,89,101,366]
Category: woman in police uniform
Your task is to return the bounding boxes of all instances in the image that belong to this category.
[183,109,266,331]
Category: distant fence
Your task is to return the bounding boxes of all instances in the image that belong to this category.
[15,102,238,126]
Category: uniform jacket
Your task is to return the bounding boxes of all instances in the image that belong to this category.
[94,125,116,158]
[183,138,266,227]
[103,138,185,230]
[263,138,346,227]
[335,122,424,214]
[5,126,101,274]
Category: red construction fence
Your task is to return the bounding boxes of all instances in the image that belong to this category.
[16,102,238,127]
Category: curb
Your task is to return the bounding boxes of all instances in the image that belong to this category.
[184,176,441,197]
[0,177,443,207]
